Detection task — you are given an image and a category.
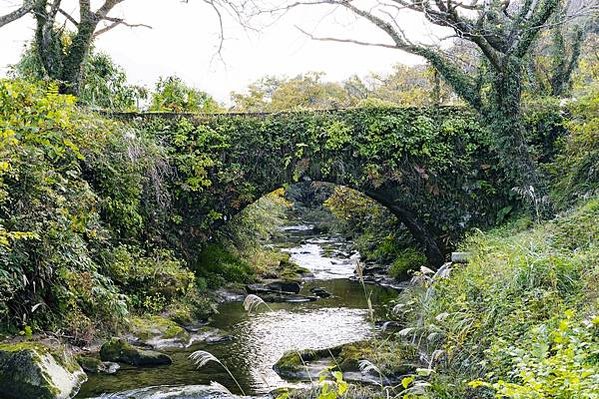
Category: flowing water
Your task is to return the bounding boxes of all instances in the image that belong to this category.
[77,224,398,398]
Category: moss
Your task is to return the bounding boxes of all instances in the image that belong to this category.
[389,248,427,280]
[274,346,345,373]
[0,341,86,399]
[76,356,102,372]
[130,316,188,341]
[194,243,255,288]
[0,342,81,373]
[278,257,311,281]
[337,340,418,375]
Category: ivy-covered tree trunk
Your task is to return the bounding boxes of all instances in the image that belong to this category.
[484,59,549,213]
[60,18,97,95]
[30,0,122,96]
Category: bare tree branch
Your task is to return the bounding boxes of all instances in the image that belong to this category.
[295,25,399,48]
[93,16,151,36]
[58,8,78,26]
[0,0,33,28]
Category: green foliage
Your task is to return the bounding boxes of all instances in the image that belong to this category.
[393,198,599,398]
[231,66,454,113]
[103,246,194,313]
[470,310,599,398]
[551,88,599,207]
[12,41,145,111]
[149,76,222,113]
[0,79,127,336]
[389,249,426,280]
[194,243,254,288]
[231,72,354,112]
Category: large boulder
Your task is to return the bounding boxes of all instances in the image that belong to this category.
[100,338,172,366]
[0,342,87,399]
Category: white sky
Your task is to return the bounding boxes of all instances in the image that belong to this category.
[0,0,434,103]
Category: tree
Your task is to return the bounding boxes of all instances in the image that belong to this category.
[288,0,599,206]
[0,0,153,95]
[149,76,223,113]
[12,41,146,110]
[231,72,354,111]
[364,64,454,106]
[0,0,244,96]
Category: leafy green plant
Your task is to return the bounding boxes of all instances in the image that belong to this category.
[470,311,599,398]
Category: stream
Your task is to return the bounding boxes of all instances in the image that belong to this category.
[77,224,398,398]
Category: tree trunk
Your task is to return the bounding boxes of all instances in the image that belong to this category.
[364,190,445,268]
[59,19,97,95]
[485,59,552,216]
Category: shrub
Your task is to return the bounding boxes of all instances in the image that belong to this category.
[393,198,599,398]
[0,79,127,333]
[104,245,194,313]
[551,88,599,207]
[389,248,427,280]
[194,243,255,288]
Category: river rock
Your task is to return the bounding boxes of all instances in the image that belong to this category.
[451,252,470,263]
[310,287,332,298]
[0,341,87,399]
[77,356,120,374]
[260,292,319,303]
[245,281,302,295]
[274,341,415,386]
[100,338,172,366]
[129,316,191,349]
[266,280,302,294]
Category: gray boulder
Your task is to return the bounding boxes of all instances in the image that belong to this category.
[0,342,87,399]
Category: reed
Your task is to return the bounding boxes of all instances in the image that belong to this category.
[189,350,246,396]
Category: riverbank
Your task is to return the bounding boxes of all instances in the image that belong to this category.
[0,218,402,399]
[298,197,597,399]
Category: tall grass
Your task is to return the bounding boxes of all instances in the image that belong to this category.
[189,350,246,396]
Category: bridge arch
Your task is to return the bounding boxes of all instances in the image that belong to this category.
[120,107,511,267]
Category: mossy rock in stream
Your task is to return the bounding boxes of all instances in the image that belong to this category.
[273,346,344,378]
[274,341,418,384]
[0,341,87,399]
[278,257,312,280]
[337,340,419,377]
[129,316,190,349]
[100,338,172,366]
[76,356,120,374]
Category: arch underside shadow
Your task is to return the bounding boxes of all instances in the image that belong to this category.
[230,177,446,267]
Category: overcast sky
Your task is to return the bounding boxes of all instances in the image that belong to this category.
[0,0,434,103]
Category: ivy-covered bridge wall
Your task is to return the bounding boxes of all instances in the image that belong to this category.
[120,107,512,266]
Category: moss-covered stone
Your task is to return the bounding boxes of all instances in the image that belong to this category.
[337,340,418,377]
[273,340,418,384]
[129,316,190,349]
[0,341,87,399]
[76,355,102,372]
[273,346,343,376]
[278,258,312,281]
[76,355,120,374]
[99,338,172,366]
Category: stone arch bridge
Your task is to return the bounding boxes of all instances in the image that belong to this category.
[116,107,512,267]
